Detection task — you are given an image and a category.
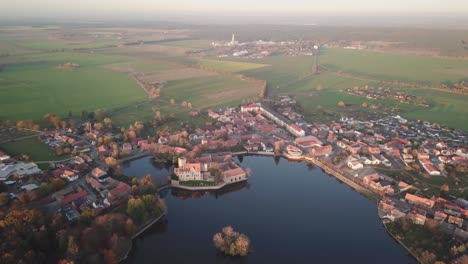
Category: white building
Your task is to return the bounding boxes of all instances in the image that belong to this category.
[174,157,205,181]
[347,157,364,170]
[0,162,42,181]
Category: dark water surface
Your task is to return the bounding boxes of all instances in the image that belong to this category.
[123,156,415,264]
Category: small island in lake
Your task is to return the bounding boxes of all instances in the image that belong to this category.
[213,226,251,256]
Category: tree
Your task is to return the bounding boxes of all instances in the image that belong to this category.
[127,198,145,224]
[419,250,437,264]
[81,208,96,225]
[103,117,112,128]
[94,122,104,131]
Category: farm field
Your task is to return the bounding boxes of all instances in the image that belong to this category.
[318,48,468,85]
[0,52,147,122]
[197,59,268,73]
[162,75,261,109]
[221,54,315,88]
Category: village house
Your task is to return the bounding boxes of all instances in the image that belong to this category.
[434,211,448,223]
[448,216,464,228]
[61,170,79,182]
[405,193,435,209]
[406,212,426,225]
[347,156,364,170]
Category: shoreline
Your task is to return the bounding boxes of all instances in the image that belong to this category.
[382,220,422,263]
[119,198,168,262]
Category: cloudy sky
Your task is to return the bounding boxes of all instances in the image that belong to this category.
[3,0,468,17]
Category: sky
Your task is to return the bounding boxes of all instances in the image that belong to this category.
[2,0,468,21]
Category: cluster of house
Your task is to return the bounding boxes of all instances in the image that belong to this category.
[43,131,91,154]
[0,141,131,222]
[379,193,468,242]
[344,86,429,107]
[173,154,247,186]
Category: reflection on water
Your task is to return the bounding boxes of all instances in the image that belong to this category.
[123,155,415,264]
[168,181,250,200]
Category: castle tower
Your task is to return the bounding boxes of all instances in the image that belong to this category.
[178,157,186,168]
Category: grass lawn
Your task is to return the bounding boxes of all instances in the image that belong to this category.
[0,52,147,122]
[0,137,58,162]
[198,59,268,73]
[319,48,468,85]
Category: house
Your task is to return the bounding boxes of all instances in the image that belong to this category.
[311,145,333,157]
[448,216,464,228]
[174,157,204,181]
[421,162,441,176]
[294,136,322,149]
[368,146,381,155]
[288,124,306,137]
[56,186,88,205]
[90,167,108,183]
[347,144,362,154]
[405,193,435,209]
[347,157,363,170]
[0,151,11,162]
[107,181,131,204]
[20,183,39,191]
[407,212,426,225]
[363,155,380,165]
[223,167,247,183]
[434,211,448,223]
[241,104,261,113]
[61,170,79,182]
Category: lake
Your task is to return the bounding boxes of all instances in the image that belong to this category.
[123,155,416,264]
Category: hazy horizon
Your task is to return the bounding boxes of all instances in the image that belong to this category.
[2,0,468,27]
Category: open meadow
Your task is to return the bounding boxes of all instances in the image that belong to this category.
[318,48,468,85]
[0,52,147,122]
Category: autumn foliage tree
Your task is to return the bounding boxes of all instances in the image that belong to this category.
[213,226,251,257]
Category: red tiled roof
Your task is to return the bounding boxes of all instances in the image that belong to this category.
[290,124,303,132]
[59,187,87,204]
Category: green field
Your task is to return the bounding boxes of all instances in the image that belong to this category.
[276,72,468,130]
[0,52,147,122]
[319,48,468,85]
[226,54,315,88]
[402,89,468,129]
[162,75,260,108]
[0,137,58,162]
[198,59,268,73]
